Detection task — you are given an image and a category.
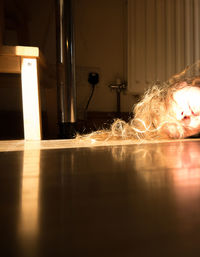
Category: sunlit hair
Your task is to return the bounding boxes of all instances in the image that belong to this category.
[78,61,200,141]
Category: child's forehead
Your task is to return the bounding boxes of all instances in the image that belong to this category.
[173,86,200,103]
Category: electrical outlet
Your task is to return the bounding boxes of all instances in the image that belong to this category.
[76,66,101,86]
[88,72,99,85]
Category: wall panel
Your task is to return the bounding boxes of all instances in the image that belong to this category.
[128,0,200,93]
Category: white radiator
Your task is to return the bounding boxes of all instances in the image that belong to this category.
[127,0,200,94]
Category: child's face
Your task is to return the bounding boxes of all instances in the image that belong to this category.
[168,85,200,138]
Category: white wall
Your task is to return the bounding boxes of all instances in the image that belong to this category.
[75,0,136,116]
[27,0,136,116]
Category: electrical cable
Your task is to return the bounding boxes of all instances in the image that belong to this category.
[85,84,96,111]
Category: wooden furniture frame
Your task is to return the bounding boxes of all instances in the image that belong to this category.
[0,46,43,140]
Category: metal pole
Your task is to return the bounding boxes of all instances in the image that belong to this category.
[55,0,76,138]
[116,90,121,118]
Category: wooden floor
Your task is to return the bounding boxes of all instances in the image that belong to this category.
[1,138,200,257]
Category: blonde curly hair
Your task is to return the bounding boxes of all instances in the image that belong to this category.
[79,61,200,141]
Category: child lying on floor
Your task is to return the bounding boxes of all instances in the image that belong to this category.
[80,61,200,141]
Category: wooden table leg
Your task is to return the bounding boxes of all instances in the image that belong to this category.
[21,58,42,140]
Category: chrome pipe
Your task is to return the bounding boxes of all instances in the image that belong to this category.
[55,0,76,138]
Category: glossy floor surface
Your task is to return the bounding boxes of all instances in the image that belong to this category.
[1,139,200,257]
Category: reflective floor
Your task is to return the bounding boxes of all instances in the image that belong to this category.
[1,139,200,257]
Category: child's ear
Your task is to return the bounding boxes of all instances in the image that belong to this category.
[178,81,188,87]
[192,78,200,86]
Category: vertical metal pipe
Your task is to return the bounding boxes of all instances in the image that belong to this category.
[55,0,76,138]
[185,0,193,66]
[116,90,121,118]
[194,0,200,63]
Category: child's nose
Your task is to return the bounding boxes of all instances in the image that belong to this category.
[180,107,192,120]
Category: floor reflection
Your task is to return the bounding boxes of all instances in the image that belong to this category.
[170,143,200,234]
[1,139,200,257]
[18,145,40,244]
[111,141,200,239]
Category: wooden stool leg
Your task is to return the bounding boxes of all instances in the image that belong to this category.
[21,58,42,140]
